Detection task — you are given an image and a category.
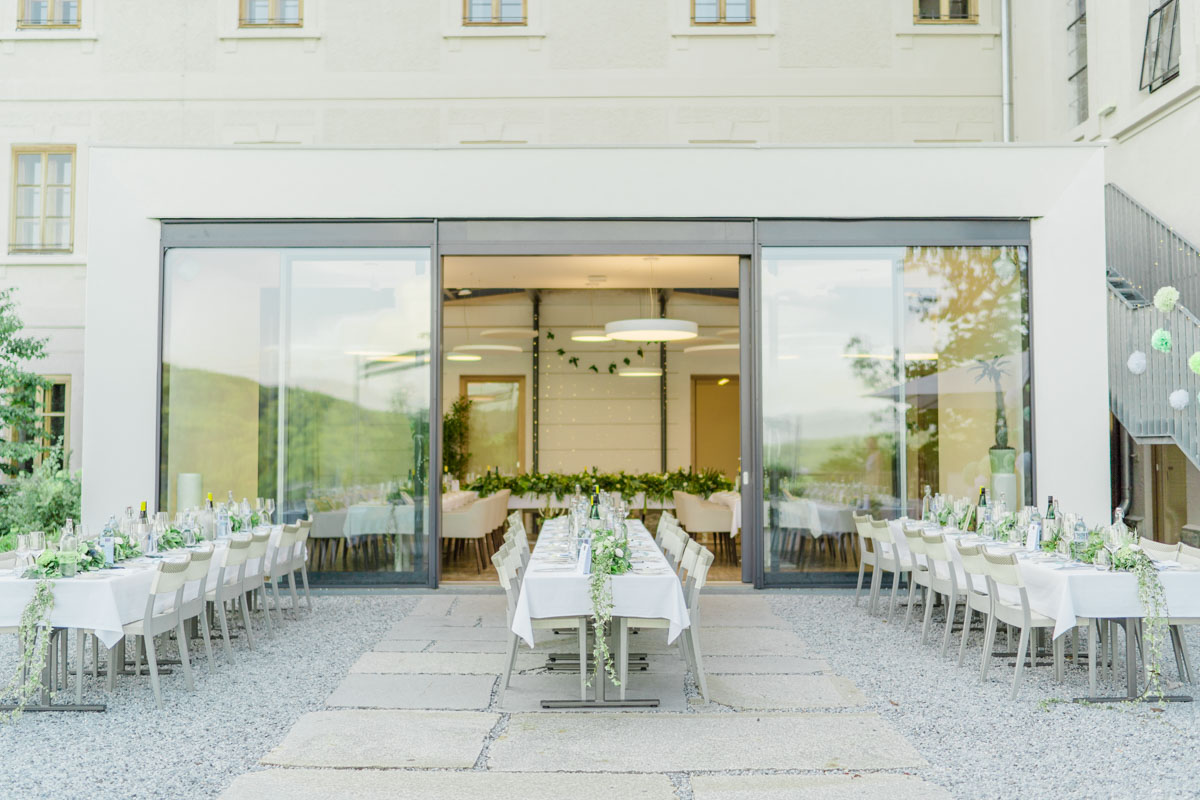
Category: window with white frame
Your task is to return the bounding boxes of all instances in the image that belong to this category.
[1140,0,1180,93]
[692,0,754,25]
[914,0,976,23]
[1067,0,1088,126]
[464,0,525,25]
[10,146,75,254]
[240,0,302,27]
[18,0,80,28]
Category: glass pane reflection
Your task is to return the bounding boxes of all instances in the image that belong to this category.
[761,246,1030,579]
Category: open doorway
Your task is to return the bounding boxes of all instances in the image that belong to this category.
[439,254,743,582]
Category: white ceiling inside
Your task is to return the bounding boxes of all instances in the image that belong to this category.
[443,254,739,289]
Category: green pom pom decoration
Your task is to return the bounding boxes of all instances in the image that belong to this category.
[1154,286,1180,314]
[1152,328,1173,353]
[1190,352,1200,375]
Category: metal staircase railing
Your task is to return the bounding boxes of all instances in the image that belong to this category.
[1107,183,1200,468]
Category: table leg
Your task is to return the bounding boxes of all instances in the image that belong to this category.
[541,618,659,709]
[1074,617,1192,704]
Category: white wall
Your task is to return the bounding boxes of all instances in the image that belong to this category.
[81,144,1108,528]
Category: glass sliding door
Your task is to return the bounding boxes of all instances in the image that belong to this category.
[760,245,1030,582]
[160,246,432,582]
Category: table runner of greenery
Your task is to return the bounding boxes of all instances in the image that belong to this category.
[466,468,733,506]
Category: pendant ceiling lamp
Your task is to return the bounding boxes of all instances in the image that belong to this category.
[618,367,663,378]
[682,343,738,354]
[604,288,698,343]
[571,329,611,342]
[454,343,523,353]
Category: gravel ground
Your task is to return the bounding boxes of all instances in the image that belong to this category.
[0,592,417,800]
[770,590,1200,800]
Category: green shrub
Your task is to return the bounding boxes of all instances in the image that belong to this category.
[0,447,81,551]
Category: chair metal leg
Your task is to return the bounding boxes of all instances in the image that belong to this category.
[921,587,935,645]
[887,571,901,624]
[216,601,235,663]
[1089,621,1098,695]
[578,619,588,701]
[904,577,919,626]
[957,607,973,667]
[75,629,84,705]
[239,596,255,650]
[176,620,194,691]
[618,618,628,701]
[301,564,313,611]
[198,608,215,667]
[941,595,957,658]
[502,632,518,690]
[145,633,163,710]
[1012,627,1030,700]
[980,613,997,681]
[854,559,867,606]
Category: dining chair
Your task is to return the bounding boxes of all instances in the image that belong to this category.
[493,547,588,700]
[178,545,216,668]
[901,525,931,626]
[294,519,314,611]
[1140,537,1181,561]
[954,542,993,669]
[243,531,275,634]
[442,499,491,573]
[1167,544,1200,682]
[661,526,690,574]
[867,519,907,621]
[852,512,876,606]
[617,545,716,701]
[921,532,966,656]
[981,551,1062,699]
[124,555,194,710]
[207,535,254,662]
[275,522,312,615]
[266,524,300,621]
[655,517,681,549]
[673,491,736,565]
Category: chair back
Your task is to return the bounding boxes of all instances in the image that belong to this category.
[183,545,214,581]
[678,539,702,580]
[869,518,893,545]
[982,550,1020,586]
[1179,542,1200,566]
[902,525,926,567]
[247,530,271,560]
[684,546,716,610]
[294,520,312,563]
[672,491,695,529]
[658,512,677,530]
[489,490,512,531]
[507,511,525,537]
[151,554,193,596]
[655,518,681,548]
[662,527,689,570]
[223,535,252,567]
[955,541,989,595]
[491,547,522,616]
[1140,537,1181,561]
[853,512,875,556]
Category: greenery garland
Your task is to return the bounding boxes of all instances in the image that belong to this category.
[0,579,55,722]
[586,528,632,686]
[1110,544,1169,702]
[468,467,732,507]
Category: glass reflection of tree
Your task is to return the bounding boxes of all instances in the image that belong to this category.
[841,247,1027,504]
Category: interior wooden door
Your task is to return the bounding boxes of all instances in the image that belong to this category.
[1153,444,1187,544]
[692,375,740,479]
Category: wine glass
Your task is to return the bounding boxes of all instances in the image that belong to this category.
[265,498,276,525]
[29,530,44,560]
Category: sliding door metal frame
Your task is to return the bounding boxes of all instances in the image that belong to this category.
[157,219,439,588]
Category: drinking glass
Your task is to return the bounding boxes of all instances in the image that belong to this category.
[265,498,276,524]
[1094,547,1110,570]
[29,530,44,557]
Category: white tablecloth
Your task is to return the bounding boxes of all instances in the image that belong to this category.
[0,527,289,649]
[885,519,1200,639]
[314,491,479,541]
[768,498,856,538]
[709,491,741,537]
[511,517,690,648]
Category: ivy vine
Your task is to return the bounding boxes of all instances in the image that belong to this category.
[587,528,632,686]
[1,579,56,722]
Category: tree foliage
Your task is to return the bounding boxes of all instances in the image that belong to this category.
[0,288,50,476]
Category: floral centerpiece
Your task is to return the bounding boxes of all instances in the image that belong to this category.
[1108,543,1169,700]
[587,527,632,686]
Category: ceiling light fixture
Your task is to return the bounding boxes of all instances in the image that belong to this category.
[447,353,483,362]
[682,343,738,354]
[618,367,664,378]
[605,318,698,342]
[480,328,538,339]
[717,377,730,386]
[571,329,611,342]
[454,344,524,354]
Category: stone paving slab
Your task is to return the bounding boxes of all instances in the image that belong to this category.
[447,594,508,616]
[383,623,509,641]
[411,595,456,616]
[261,710,497,769]
[498,672,688,712]
[351,651,506,674]
[391,614,490,628]
[326,673,496,710]
[690,774,953,800]
[426,639,511,654]
[489,713,925,772]
[704,655,831,674]
[372,639,432,653]
[222,769,676,799]
[695,626,807,656]
[698,596,790,629]
[705,674,866,709]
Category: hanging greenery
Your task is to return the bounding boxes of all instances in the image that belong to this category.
[543,329,650,375]
[1109,544,1169,701]
[587,528,632,686]
[0,579,55,722]
[467,467,733,506]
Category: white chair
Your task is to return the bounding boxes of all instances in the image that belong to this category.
[618,545,716,701]
[920,532,966,656]
[867,519,908,622]
[660,526,690,573]
[955,542,992,669]
[655,516,681,549]
[270,522,312,615]
[981,551,1063,699]
[243,531,276,634]
[852,512,876,606]
[178,545,216,667]
[901,525,931,626]
[1167,544,1200,682]
[493,547,588,700]
[1141,537,1180,561]
[673,491,736,564]
[503,521,531,569]
[124,555,194,710]
[442,499,490,573]
[207,535,254,661]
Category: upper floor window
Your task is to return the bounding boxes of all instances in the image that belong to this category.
[240,0,302,28]
[914,0,977,23]
[10,146,75,254]
[1067,0,1088,125]
[692,0,754,25]
[1141,0,1180,93]
[18,0,80,28]
[464,0,526,25]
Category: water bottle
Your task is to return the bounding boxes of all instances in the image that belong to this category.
[216,503,231,540]
[921,485,932,522]
[100,515,117,566]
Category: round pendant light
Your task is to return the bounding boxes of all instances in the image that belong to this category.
[479,328,538,339]
[604,318,698,342]
[570,329,611,343]
[618,367,664,378]
[716,328,740,340]
[447,353,482,362]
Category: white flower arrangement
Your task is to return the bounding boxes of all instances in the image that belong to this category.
[1170,389,1190,410]
[1127,351,1147,375]
[1154,285,1180,314]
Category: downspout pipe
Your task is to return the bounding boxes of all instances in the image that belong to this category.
[1000,0,1014,142]
[1118,430,1133,516]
